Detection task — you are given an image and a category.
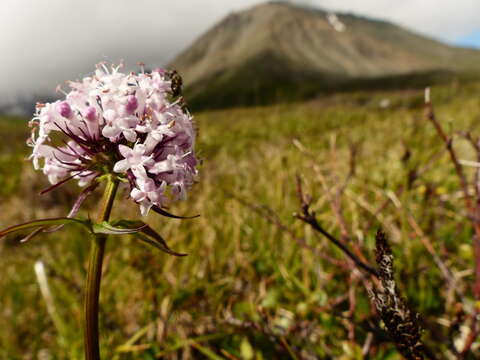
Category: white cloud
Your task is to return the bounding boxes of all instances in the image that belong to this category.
[1,0,479,103]
[316,0,479,41]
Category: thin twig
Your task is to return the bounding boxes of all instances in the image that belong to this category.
[228,192,348,269]
[425,92,471,209]
[295,175,379,278]
[425,89,480,357]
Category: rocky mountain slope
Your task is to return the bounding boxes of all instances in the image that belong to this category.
[170,1,480,109]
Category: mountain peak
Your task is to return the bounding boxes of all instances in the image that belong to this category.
[171,1,480,110]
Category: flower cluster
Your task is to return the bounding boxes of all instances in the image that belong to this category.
[29,63,197,216]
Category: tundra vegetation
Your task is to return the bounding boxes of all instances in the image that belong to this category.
[1,78,480,359]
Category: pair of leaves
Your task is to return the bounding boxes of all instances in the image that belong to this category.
[0,217,186,257]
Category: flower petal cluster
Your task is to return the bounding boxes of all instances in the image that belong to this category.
[29,63,197,215]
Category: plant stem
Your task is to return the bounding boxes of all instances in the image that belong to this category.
[84,178,119,360]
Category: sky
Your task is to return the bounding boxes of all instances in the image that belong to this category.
[457,31,480,49]
[1,0,479,107]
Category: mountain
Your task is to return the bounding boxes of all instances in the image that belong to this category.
[170,1,480,110]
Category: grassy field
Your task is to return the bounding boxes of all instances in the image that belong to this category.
[1,80,480,359]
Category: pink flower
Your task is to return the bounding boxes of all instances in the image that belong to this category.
[113,144,154,178]
[29,63,197,216]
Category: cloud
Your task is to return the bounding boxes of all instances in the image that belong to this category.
[1,0,478,105]
[317,0,479,41]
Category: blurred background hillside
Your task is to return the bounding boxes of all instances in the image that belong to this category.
[2,1,480,359]
[1,0,480,115]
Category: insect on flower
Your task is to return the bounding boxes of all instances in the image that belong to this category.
[28,62,197,216]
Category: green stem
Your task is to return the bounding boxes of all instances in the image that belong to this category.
[84,178,119,360]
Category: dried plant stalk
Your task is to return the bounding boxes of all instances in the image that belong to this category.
[370,230,425,360]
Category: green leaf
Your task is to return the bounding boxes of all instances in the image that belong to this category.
[190,342,224,360]
[155,334,225,357]
[151,205,200,219]
[0,217,91,239]
[92,221,146,235]
[240,337,254,360]
[111,220,187,257]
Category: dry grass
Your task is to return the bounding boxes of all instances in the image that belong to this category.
[1,81,480,359]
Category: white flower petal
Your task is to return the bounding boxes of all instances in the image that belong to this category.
[113,159,129,173]
[103,109,117,122]
[130,188,145,201]
[118,144,132,158]
[102,125,122,138]
[139,202,152,217]
[124,129,137,142]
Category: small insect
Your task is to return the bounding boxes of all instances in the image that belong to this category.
[178,96,189,113]
[169,70,183,97]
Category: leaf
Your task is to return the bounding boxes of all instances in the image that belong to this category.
[0,217,91,239]
[154,334,225,357]
[92,221,147,235]
[151,205,200,219]
[136,226,187,257]
[111,220,187,257]
[240,337,254,360]
[135,234,187,257]
[190,342,224,360]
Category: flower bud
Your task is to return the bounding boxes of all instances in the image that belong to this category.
[84,106,97,121]
[56,102,72,118]
[125,95,138,114]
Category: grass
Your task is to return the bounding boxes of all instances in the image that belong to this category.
[1,80,480,359]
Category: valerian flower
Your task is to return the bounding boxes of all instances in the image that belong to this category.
[28,63,197,216]
[2,63,196,360]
